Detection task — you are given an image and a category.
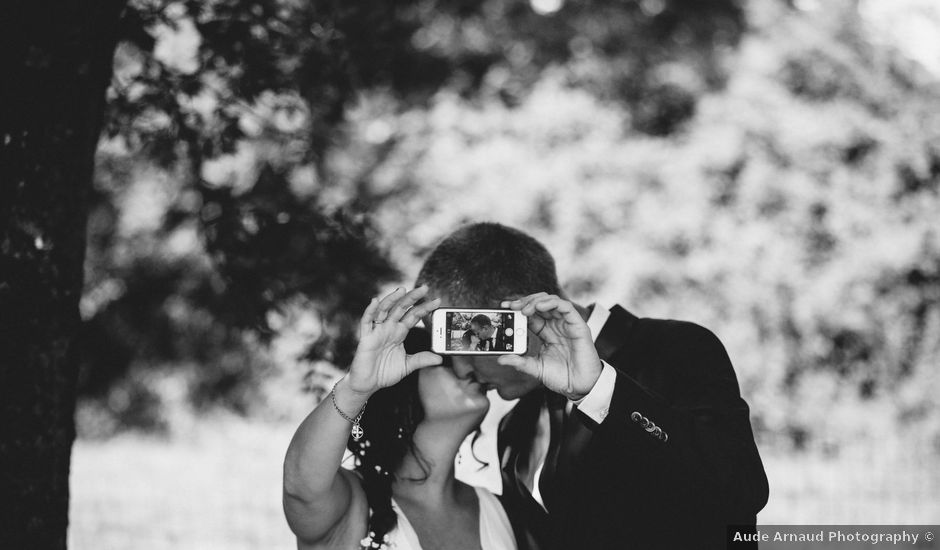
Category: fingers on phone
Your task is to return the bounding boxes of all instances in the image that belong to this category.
[518,295,574,323]
[527,312,547,334]
[533,296,572,319]
[387,285,429,322]
[523,292,549,308]
[374,287,405,321]
[522,295,555,317]
[400,296,440,328]
[504,292,548,313]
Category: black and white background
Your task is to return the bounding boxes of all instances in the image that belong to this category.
[2,0,939,548]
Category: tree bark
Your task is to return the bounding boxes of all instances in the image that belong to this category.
[1,0,125,547]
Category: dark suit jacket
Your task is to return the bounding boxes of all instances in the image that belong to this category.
[497,305,769,550]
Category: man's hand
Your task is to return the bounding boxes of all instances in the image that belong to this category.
[497,293,602,401]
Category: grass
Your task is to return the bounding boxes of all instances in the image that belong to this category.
[69,418,297,550]
[69,416,940,550]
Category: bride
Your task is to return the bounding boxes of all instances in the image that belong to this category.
[283,286,518,550]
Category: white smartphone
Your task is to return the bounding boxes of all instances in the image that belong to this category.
[430,308,528,355]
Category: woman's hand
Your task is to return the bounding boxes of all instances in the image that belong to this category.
[345,285,442,396]
[284,287,440,543]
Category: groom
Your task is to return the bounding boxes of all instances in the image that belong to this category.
[470,314,512,352]
[414,222,768,550]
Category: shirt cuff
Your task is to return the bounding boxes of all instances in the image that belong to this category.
[571,361,616,424]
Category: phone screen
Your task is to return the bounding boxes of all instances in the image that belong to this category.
[444,310,517,353]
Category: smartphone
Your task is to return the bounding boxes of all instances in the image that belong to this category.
[430,308,528,355]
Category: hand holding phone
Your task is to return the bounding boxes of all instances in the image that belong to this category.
[346,286,443,396]
[430,308,528,355]
[496,293,602,401]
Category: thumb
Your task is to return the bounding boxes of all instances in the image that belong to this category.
[497,354,540,380]
[406,351,443,372]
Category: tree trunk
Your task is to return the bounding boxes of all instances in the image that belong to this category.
[1,1,125,547]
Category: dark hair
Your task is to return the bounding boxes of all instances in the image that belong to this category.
[470,314,492,328]
[347,370,488,547]
[416,222,561,306]
[347,372,425,548]
[460,330,474,350]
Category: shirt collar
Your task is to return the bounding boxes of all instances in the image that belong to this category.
[586,303,610,344]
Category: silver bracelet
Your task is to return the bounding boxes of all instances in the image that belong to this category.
[330,383,367,441]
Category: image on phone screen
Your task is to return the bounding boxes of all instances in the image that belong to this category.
[446,311,516,352]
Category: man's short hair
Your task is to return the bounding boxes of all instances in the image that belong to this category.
[470,314,493,328]
[416,222,561,305]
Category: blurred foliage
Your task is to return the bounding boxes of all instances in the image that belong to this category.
[80,0,940,454]
[81,0,745,433]
[365,0,940,453]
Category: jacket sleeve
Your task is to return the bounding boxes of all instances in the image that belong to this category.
[589,322,769,520]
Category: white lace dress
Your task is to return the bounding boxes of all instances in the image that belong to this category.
[363,486,517,550]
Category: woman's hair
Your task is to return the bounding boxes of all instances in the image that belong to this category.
[460,329,474,351]
[347,370,487,548]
